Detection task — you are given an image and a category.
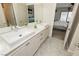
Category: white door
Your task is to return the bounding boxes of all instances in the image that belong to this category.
[64,4,79,47]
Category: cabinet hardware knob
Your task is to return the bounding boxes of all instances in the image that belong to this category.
[40,37,43,40]
[26,42,30,46]
[41,33,43,35]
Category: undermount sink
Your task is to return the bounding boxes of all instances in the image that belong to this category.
[0,28,35,45]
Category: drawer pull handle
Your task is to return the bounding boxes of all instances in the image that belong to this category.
[40,37,43,40]
[75,43,79,48]
[26,42,30,46]
[41,33,43,36]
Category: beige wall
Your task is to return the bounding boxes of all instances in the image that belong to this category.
[34,4,43,22]
[13,3,28,26]
[43,4,56,37]
[0,4,7,27]
[34,3,56,37]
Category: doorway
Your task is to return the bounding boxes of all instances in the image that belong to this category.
[52,3,74,41]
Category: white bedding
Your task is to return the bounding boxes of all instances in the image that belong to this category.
[54,21,68,30]
[53,12,72,30]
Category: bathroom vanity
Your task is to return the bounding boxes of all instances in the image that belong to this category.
[0,23,49,56]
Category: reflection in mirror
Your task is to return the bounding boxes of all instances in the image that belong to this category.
[1,3,17,26]
[28,5,35,23]
[12,3,28,26]
[0,3,29,34]
[0,3,12,34]
[2,3,29,27]
[0,4,7,28]
[0,3,35,34]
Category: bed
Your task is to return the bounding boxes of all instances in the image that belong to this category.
[53,21,68,30]
[53,12,72,30]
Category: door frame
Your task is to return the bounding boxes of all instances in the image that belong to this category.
[64,4,79,49]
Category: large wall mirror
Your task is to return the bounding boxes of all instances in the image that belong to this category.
[0,3,35,34]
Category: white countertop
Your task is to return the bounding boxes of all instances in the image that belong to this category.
[0,23,49,56]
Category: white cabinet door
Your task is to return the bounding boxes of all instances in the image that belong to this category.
[44,28,49,39]
[28,34,41,55]
[9,34,41,56]
[9,41,34,56]
[40,27,49,44]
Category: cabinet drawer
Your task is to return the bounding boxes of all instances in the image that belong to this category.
[9,41,32,56]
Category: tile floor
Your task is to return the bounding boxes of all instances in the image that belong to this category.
[34,30,72,56]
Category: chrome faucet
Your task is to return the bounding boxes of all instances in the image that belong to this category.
[10,25,19,30]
